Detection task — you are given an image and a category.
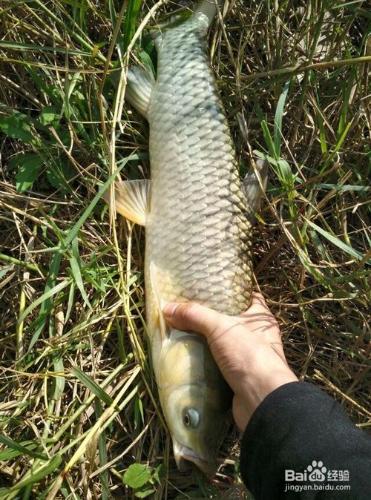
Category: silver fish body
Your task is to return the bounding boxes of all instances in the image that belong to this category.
[147,13,252,317]
[113,1,258,474]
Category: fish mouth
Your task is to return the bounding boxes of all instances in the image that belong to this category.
[173,440,217,476]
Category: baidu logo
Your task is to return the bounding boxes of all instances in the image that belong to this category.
[306,461,327,481]
[284,460,351,493]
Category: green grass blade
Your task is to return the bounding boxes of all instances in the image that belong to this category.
[72,366,114,407]
[305,219,365,261]
[123,0,143,51]
[274,80,290,158]
[9,455,62,492]
[69,255,92,310]
[18,279,70,326]
[0,435,47,461]
[260,120,276,159]
[26,251,63,353]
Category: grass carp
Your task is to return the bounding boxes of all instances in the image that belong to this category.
[108,0,265,474]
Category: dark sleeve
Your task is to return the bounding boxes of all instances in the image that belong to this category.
[239,381,371,499]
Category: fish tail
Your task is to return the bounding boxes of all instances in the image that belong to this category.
[194,0,223,27]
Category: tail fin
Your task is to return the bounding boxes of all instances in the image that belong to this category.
[194,0,223,27]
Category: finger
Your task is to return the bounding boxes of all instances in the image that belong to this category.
[162,301,233,338]
[241,292,272,317]
[240,292,280,333]
[249,292,269,311]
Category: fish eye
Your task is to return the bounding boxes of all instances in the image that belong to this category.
[182,408,200,428]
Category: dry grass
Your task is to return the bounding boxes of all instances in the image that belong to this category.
[0,0,370,498]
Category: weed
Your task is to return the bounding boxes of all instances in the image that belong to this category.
[0,0,370,498]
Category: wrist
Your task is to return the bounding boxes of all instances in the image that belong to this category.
[235,352,297,431]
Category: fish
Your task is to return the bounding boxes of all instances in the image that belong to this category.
[107,0,266,474]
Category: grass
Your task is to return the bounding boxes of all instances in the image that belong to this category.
[0,0,370,498]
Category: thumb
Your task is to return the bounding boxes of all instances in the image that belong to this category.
[162,301,232,338]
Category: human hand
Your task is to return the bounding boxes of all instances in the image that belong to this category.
[163,293,298,432]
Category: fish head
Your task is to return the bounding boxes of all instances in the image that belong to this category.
[168,382,229,475]
[158,329,231,475]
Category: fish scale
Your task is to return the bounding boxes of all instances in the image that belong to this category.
[147,12,252,312]
[110,1,261,474]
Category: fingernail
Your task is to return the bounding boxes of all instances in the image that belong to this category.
[162,302,178,317]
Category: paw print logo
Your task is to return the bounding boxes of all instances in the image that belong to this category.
[307,460,327,482]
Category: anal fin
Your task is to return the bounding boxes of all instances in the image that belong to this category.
[150,262,168,341]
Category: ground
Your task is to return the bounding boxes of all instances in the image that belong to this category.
[0,0,370,498]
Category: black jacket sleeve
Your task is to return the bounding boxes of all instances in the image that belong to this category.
[240,382,371,499]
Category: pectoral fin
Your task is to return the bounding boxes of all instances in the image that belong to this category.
[243,159,268,222]
[105,179,151,226]
[126,65,155,119]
